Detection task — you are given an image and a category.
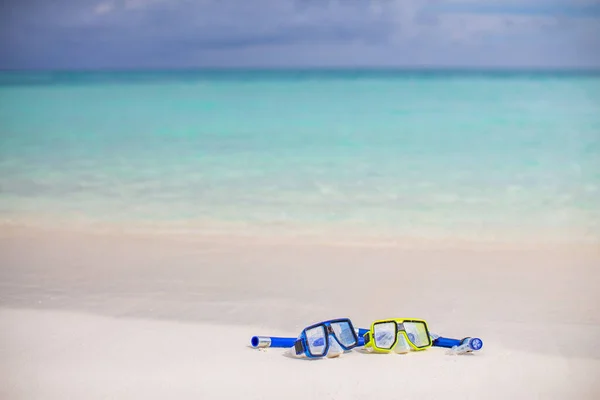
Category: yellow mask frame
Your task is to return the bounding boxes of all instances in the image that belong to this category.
[363,318,433,353]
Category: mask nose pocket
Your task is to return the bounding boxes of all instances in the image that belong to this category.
[394,333,411,354]
[326,334,344,358]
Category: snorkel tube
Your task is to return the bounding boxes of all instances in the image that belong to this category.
[251,328,371,349]
[250,336,297,349]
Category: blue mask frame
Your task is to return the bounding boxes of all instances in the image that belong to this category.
[293,318,359,358]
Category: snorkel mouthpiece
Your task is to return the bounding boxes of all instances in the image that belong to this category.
[465,337,484,351]
[447,337,484,355]
[251,336,271,348]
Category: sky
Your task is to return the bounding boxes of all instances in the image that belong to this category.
[1,0,599,70]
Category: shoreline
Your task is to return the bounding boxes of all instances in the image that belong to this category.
[2,221,598,329]
[1,218,599,252]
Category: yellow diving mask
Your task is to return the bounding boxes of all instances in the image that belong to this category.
[362,318,432,354]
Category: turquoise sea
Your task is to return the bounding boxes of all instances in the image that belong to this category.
[1,70,599,242]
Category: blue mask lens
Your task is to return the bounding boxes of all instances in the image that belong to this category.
[330,321,357,348]
[305,325,327,356]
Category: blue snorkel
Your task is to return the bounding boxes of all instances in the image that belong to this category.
[432,336,484,353]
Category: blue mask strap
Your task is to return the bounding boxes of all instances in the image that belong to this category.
[294,339,305,355]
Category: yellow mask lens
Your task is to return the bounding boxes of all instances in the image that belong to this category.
[402,321,431,348]
[373,321,397,349]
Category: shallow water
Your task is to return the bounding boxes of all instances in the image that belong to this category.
[1,70,599,241]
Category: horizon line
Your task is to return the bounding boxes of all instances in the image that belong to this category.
[2,65,600,74]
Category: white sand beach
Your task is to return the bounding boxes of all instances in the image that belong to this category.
[1,225,599,399]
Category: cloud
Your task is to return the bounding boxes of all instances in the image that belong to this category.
[438,0,600,15]
[93,2,115,15]
[0,0,599,69]
[430,14,554,44]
